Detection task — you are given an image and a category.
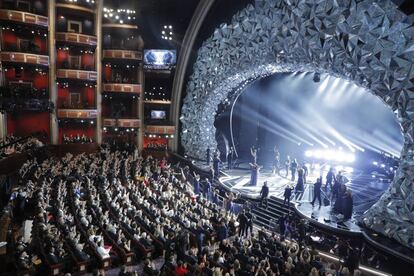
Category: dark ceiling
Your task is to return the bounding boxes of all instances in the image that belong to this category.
[103,0,414,50]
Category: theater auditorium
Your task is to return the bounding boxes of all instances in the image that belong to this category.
[0,0,414,275]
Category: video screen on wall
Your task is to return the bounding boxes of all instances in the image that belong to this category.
[144,49,176,70]
[151,110,166,120]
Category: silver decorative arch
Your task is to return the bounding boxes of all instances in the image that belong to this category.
[181,0,414,248]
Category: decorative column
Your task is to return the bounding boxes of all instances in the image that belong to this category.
[48,0,58,144]
[137,54,144,151]
[0,31,6,139]
[0,112,6,140]
[95,0,103,144]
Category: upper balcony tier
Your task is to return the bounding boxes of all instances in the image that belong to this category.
[103,118,141,128]
[56,1,96,14]
[144,100,171,105]
[57,69,97,81]
[103,83,141,94]
[145,125,175,135]
[0,9,48,28]
[57,108,98,119]
[0,52,49,66]
[103,50,142,61]
[56,32,97,47]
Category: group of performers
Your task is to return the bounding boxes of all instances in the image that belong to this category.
[206,144,354,221]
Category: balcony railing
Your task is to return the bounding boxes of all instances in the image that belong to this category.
[56,32,97,47]
[144,100,171,105]
[56,2,95,14]
[145,125,175,135]
[0,52,49,66]
[103,118,141,128]
[0,9,48,27]
[57,108,98,119]
[103,50,142,60]
[103,83,141,94]
[57,69,97,81]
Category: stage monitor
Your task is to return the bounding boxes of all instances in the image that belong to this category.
[150,110,166,120]
[144,49,176,71]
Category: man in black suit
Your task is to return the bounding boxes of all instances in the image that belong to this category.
[311,177,322,207]
[283,186,292,206]
[259,181,269,209]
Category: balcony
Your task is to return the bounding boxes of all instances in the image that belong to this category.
[103,83,141,94]
[57,109,98,119]
[56,32,97,47]
[56,3,95,14]
[0,9,48,28]
[57,69,97,81]
[102,23,138,30]
[103,118,141,128]
[103,50,142,61]
[145,125,175,135]
[144,100,171,105]
[0,52,49,66]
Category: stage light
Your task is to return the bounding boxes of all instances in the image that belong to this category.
[305,150,313,157]
[380,164,385,168]
[345,166,354,173]
[373,161,378,165]
[304,149,355,163]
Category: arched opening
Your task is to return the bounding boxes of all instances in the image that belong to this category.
[214,72,403,220]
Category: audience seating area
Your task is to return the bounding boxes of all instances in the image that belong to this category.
[0,135,44,160]
[0,144,395,275]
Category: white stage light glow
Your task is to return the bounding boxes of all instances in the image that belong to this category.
[305,150,313,157]
[304,149,356,163]
[373,161,378,165]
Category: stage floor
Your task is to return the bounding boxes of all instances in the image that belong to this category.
[217,165,391,234]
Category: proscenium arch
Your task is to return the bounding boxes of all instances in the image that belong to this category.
[180,0,414,248]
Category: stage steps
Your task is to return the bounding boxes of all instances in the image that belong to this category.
[251,195,294,232]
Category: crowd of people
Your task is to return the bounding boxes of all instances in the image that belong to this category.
[207,145,354,222]
[146,143,168,151]
[0,134,44,160]
[2,144,373,275]
[62,134,94,144]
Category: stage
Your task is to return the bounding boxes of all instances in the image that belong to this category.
[193,159,391,234]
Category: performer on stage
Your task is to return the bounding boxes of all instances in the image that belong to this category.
[295,166,304,200]
[326,167,334,193]
[343,190,353,221]
[285,156,291,178]
[311,177,322,207]
[213,151,221,180]
[250,146,258,164]
[283,185,292,206]
[290,158,298,181]
[272,146,281,175]
[227,147,234,170]
[302,163,308,183]
[259,181,269,209]
[249,162,260,186]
